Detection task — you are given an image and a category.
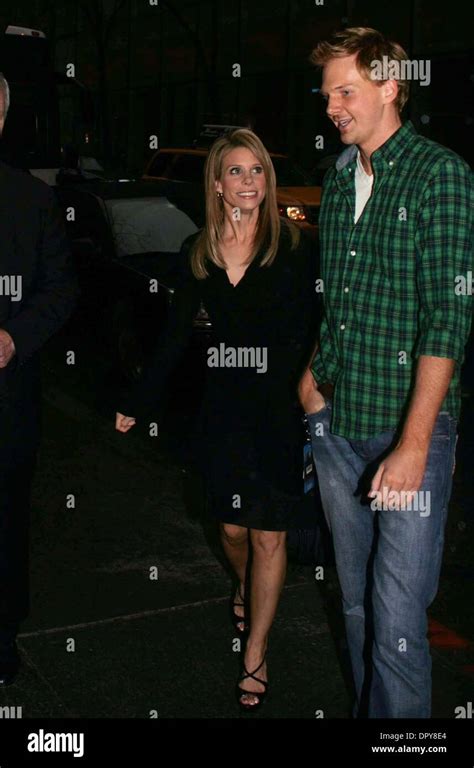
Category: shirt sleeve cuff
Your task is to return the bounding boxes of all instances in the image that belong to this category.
[414,327,467,362]
[311,355,327,384]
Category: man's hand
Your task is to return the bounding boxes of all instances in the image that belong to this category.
[115,413,136,433]
[369,356,455,509]
[369,444,429,509]
[0,329,16,368]
[298,367,326,414]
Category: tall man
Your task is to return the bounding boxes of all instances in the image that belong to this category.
[299,28,472,717]
[0,73,77,684]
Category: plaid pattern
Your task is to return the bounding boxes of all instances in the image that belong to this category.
[311,121,473,440]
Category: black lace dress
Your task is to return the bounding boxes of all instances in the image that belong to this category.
[117,224,320,531]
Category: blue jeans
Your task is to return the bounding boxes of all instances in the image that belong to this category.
[307,403,457,718]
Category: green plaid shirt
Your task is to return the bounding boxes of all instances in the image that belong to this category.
[311,121,473,440]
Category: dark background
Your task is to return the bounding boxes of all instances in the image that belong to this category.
[0,0,472,175]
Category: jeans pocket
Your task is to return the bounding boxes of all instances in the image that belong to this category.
[431,412,455,442]
[306,399,331,419]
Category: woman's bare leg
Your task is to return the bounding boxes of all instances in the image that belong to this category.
[220,523,249,629]
[239,528,287,705]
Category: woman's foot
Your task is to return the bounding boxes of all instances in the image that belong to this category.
[231,583,247,634]
[237,645,268,708]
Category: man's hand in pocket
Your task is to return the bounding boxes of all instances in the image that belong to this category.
[298,368,326,414]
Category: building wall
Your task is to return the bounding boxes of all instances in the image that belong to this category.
[0,0,472,174]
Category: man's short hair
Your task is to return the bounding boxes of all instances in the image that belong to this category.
[310,27,410,112]
[0,73,10,120]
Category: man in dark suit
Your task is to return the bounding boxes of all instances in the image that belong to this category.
[0,73,77,685]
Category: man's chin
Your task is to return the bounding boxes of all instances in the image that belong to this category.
[340,133,354,145]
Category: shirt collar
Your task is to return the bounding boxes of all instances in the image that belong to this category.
[335,120,417,173]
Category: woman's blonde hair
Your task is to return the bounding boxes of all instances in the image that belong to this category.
[310,27,410,113]
[191,127,299,279]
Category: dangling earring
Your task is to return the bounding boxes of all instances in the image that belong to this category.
[217,191,223,199]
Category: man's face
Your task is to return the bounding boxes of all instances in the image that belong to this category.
[321,54,394,151]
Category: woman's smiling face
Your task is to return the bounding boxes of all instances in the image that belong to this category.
[215,147,267,215]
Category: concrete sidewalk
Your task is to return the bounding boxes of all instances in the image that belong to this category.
[0,333,472,719]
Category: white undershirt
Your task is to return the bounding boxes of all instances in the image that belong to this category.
[354,151,374,223]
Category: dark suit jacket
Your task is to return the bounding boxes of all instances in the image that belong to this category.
[0,161,78,467]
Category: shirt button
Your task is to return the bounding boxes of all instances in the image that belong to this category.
[344,287,349,293]
[388,160,394,167]
[350,249,356,256]
[340,324,346,330]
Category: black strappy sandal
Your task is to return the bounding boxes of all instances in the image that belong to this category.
[236,656,268,711]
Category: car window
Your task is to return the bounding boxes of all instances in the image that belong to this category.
[169,154,206,183]
[104,197,198,256]
[147,151,176,178]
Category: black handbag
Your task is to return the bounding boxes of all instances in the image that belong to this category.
[286,500,333,565]
[286,415,334,566]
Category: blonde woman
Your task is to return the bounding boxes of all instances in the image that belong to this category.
[116,129,318,710]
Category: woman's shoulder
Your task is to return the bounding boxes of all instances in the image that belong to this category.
[173,230,203,289]
[180,229,202,257]
[179,228,220,283]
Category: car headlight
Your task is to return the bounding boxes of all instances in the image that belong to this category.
[279,205,307,222]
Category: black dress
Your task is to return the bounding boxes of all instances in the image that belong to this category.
[118,223,320,531]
